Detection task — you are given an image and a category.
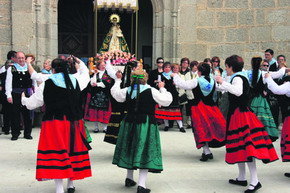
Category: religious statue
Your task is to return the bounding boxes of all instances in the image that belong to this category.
[99,14,130,53]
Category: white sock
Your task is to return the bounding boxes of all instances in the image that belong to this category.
[95,122,99,129]
[67,179,74,189]
[54,179,64,193]
[202,143,211,155]
[138,169,148,188]
[103,123,107,131]
[127,169,134,180]
[164,120,169,127]
[176,120,183,128]
[237,163,246,181]
[186,116,191,126]
[247,159,259,190]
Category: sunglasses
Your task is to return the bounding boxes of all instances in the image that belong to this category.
[262,65,269,67]
[212,61,219,62]
[157,61,164,63]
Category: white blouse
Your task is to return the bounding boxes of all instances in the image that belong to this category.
[216,76,243,97]
[265,76,290,97]
[21,62,90,110]
[173,74,198,90]
[110,79,173,107]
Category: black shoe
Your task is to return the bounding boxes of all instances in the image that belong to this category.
[229,178,248,186]
[24,135,33,140]
[199,153,208,162]
[244,182,262,193]
[186,125,192,129]
[125,178,136,187]
[284,173,290,178]
[4,132,9,135]
[207,153,213,159]
[67,187,75,193]
[93,128,99,133]
[164,126,170,131]
[179,127,186,133]
[11,136,18,141]
[137,186,151,193]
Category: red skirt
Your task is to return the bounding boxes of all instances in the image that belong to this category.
[36,119,92,181]
[191,102,226,149]
[84,93,112,123]
[225,108,278,164]
[281,116,290,162]
[155,106,182,120]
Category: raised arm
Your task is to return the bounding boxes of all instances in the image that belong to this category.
[173,74,198,90]
[216,76,243,96]
[151,86,173,107]
[110,79,128,103]
[73,60,90,91]
[265,75,290,95]
[21,82,44,110]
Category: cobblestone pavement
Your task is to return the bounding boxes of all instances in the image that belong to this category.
[0,122,288,193]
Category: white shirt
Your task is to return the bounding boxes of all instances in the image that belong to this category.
[5,64,29,99]
[269,67,286,79]
[265,76,290,97]
[110,79,173,107]
[105,60,117,80]
[90,70,106,88]
[173,74,198,90]
[21,61,90,110]
[216,76,243,97]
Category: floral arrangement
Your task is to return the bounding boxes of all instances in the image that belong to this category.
[95,50,136,65]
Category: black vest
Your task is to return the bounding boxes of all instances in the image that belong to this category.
[43,79,82,121]
[125,88,157,124]
[228,75,250,115]
[191,79,216,106]
[11,66,32,89]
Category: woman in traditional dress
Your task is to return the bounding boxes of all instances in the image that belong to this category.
[21,59,91,193]
[155,62,185,132]
[111,69,172,193]
[216,55,278,193]
[247,56,278,141]
[84,60,112,133]
[172,62,226,161]
[265,72,290,178]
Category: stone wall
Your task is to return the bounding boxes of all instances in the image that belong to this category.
[177,0,290,68]
[0,0,12,63]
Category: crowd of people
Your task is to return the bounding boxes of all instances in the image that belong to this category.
[0,48,289,193]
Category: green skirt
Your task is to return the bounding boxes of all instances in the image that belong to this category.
[112,116,163,173]
[251,95,278,141]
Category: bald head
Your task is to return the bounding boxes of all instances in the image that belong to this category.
[16,52,26,66]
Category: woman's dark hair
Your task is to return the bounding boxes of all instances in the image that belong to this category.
[162,62,171,69]
[225,55,244,73]
[190,61,198,69]
[197,62,211,77]
[203,58,211,63]
[211,56,220,66]
[180,57,190,65]
[51,58,74,90]
[251,57,262,87]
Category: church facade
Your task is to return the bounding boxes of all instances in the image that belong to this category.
[0,0,289,67]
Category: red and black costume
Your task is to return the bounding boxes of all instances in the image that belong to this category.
[225,75,278,164]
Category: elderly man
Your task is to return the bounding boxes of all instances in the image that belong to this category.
[5,52,33,140]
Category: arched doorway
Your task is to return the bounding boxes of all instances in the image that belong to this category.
[57,0,155,66]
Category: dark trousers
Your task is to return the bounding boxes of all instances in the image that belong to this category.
[11,92,32,137]
[2,100,12,133]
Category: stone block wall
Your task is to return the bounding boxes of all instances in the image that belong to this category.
[0,0,12,64]
[178,0,290,68]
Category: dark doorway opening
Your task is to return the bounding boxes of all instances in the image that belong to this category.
[58,0,153,66]
[58,0,94,57]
